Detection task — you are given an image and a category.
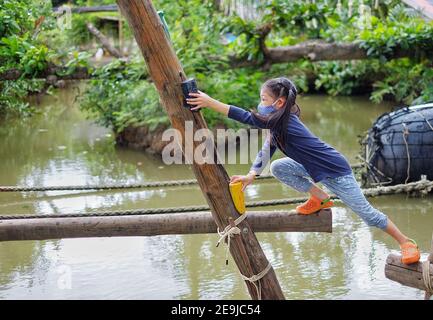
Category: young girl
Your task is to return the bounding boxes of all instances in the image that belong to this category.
[186,76,421,265]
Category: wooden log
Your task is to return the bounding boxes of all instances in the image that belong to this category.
[268,41,367,62]
[53,5,118,14]
[230,40,433,68]
[116,0,285,300]
[385,253,433,291]
[0,209,331,242]
[86,22,123,58]
[426,234,433,299]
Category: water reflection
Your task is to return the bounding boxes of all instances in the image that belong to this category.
[0,86,431,299]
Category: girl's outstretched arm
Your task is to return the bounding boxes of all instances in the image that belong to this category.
[187,91,268,129]
[187,90,272,190]
[186,91,229,116]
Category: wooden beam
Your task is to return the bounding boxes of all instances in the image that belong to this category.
[0,209,331,242]
[53,5,118,14]
[116,0,285,300]
[385,254,433,291]
[86,22,123,58]
[230,40,433,68]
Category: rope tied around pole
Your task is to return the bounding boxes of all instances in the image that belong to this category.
[239,263,272,300]
[216,213,247,265]
[215,212,272,300]
[422,260,433,294]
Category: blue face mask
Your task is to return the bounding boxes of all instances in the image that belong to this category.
[257,101,278,115]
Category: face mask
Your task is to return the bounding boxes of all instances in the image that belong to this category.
[257,100,278,115]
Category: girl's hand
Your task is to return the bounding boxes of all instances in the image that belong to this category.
[230,173,255,191]
[186,90,214,111]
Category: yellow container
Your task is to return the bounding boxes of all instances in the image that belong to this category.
[229,181,246,214]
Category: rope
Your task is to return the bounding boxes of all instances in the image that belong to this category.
[356,153,393,187]
[413,108,433,132]
[215,213,272,300]
[216,213,248,265]
[402,123,411,184]
[423,260,433,294]
[361,176,433,197]
[0,178,432,220]
[361,107,433,187]
[0,163,364,192]
[0,180,199,192]
[239,263,272,300]
[0,205,210,220]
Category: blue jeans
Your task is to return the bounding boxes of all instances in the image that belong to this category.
[269,157,388,230]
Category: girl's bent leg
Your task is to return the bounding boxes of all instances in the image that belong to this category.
[321,173,420,263]
[320,173,388,230]
[270,158,333,214]
[269,157,313,193]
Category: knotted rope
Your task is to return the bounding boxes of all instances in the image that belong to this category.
[239,263,272,300]
[215,212,273,300]
[402,123,411,184]
[216,213,247,265]
[422,260,433,294]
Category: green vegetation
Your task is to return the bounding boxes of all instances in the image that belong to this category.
[0,0,93,116]
[0,0,52,115]
[1,0,433,133]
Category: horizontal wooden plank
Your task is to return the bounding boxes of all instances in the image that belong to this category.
[385,253,433,291]
[0,209,332,241]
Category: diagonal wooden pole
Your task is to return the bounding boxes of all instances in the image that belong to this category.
[116,0,284,299]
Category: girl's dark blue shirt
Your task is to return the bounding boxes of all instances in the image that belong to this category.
[227,104,353,183]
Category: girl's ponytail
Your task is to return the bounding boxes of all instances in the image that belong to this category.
[251,77,301,147]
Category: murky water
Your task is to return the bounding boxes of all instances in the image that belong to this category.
[0,85,432,299]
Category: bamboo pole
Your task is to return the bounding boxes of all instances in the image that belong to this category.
[0,209,331,242]
[116,0,285,299]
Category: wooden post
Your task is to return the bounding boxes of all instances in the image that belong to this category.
[0,209,331,242]
[426,234,433,300]
[385,235,433,299]
[116,0,285,299]
[119,17,124,56]
[86,22,123,58]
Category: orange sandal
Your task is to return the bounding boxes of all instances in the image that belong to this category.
[400,239,421,265]
[296,195,334,215]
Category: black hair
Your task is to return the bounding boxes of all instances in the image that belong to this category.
[251,77,301,149]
